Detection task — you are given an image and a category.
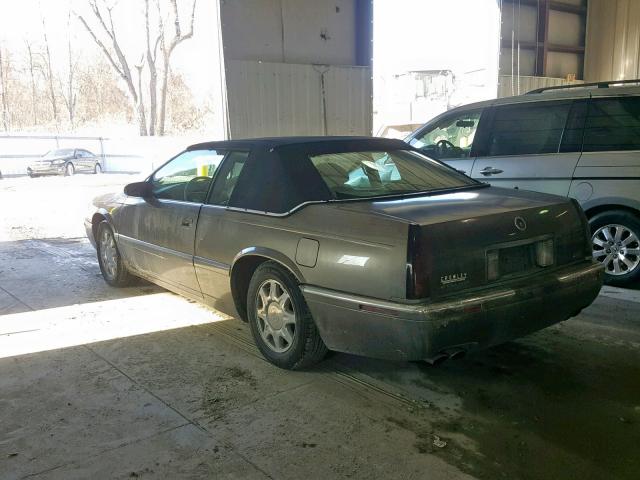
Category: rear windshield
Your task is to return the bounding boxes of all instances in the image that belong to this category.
[309,149,477,200]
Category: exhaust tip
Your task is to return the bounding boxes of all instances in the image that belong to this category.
[424,353,449,366]
[449,349,466,360]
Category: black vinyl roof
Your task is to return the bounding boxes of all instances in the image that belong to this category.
[187,136,410,153]
[189,136,417,215]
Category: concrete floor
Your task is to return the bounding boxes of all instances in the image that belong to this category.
[1,175,639,480]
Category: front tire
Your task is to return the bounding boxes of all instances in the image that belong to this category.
[589,210,640,287]
[247,261,327,369]
[96,221,135,287]
[64,163,75,176]
[94,163,102,174]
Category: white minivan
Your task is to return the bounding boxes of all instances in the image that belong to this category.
[406,80,640,286]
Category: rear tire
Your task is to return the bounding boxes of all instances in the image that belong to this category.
[589,210,640,287]
[247,261,327,369]
[96,221,135,287]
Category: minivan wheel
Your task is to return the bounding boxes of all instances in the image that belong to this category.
[589,210,640,286]
[247,261,327,369]
[96,221,134,287]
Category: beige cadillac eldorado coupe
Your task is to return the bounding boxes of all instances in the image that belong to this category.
[86,137,603,369]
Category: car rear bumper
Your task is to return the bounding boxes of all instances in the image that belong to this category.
[301,260,604,361]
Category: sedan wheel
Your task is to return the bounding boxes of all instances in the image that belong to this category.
[94,163,102,174]
[65,163,75,176]
[255,279,296,353]
[100,227,119,279]
[247,261,327,369]
[96,221,134,287]
[589,210,640,286]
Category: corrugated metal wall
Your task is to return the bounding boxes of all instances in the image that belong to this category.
[498,75,583,98]
[585,0,640,81]
[226,60,372,138]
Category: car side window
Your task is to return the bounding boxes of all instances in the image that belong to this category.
[484,101,571,156]
[207,151,249,206]
[582,97,640,152]
[409,110,481,160]
[152,150,226,203]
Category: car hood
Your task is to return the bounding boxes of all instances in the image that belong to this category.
[92,191,126,209]
[31,155,73,165]
[330,186,570,225]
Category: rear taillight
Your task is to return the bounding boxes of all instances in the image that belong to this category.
[406,224,431,300]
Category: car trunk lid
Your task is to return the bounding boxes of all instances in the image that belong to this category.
[334,186,590,299]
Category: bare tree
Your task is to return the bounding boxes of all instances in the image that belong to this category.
[75,0,196,136]
[0,45,10,131]
[41,14,59,129]
[25,41,41,126]
[157,0,196,135]
[60,12,78,129]
[75,0,148,135]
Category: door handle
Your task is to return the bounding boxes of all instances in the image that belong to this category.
[181,217,193,227]
[480,166,504,176]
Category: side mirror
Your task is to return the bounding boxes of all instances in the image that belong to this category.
[124,181,152,198]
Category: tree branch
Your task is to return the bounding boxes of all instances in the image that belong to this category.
[74,12,125,79]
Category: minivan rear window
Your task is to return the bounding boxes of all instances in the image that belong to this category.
[485,101,571,156]
[583,97,640,152]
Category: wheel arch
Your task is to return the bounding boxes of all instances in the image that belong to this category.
[583,201,640,221]
[91,208,116,241]
[229,247,306,322]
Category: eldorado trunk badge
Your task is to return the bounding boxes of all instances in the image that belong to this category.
[514,216,527,231]
[440,273,468,286]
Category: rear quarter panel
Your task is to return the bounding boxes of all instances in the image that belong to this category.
[195,204,409,302]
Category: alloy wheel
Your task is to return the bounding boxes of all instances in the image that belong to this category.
[255,279,296,353]
[592,223,640,276]
[99,228,118,279]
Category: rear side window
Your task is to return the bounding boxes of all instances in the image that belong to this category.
[484,101,571,156]
[208,151,249,206]
[583,97,640,152]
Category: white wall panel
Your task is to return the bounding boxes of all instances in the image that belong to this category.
[226,60,371,138]
[585,0,640,81]
[498,75,583,98]
[220,0,357,65]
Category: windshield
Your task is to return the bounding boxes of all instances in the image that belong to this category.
[44,149,74,159]
[309,149,478,200]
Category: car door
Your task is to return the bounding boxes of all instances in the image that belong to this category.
[73,150,86,171]
[407,108,483,176]
[83,150,98,171]
[194,150,250,308]
[470,99,585,196]
[120,149,227,299]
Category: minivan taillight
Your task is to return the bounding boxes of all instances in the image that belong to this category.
[406,224,431,300]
